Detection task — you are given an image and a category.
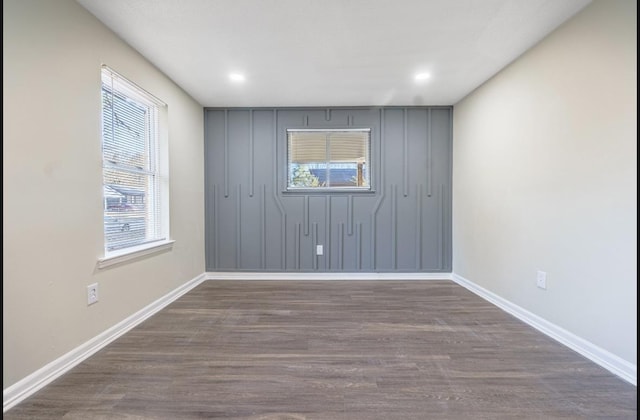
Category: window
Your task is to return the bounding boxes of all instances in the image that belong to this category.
[101,66,169,256]
[287,129,371,190]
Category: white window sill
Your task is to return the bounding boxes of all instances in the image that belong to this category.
[97,240,175,269]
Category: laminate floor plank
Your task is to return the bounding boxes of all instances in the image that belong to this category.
[4,281,636,419]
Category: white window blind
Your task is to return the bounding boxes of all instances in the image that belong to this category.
[287,129,371,190]
[101,66,168,254]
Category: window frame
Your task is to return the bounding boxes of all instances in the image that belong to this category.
[285,128,373,193]
[98,66,172,267]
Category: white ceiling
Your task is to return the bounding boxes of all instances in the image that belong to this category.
[76,0,591,107]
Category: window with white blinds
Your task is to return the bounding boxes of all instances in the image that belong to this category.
[287,129,371,190]
[101,66,169,254]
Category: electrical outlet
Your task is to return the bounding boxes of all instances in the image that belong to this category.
[536,271,547,290]
[87,283,99,305]
[316,245,323,255]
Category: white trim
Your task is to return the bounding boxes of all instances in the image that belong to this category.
[3,273,206,413]
[101,65,166,107]
[8,270,632,414]
[451,273,637,386]
[97,240,175,269]
[206,272,453,281]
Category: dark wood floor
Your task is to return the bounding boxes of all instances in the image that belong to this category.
[5,280,636,419]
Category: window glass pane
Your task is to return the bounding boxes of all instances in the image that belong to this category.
[329,132,367,162]
[101,67,166,254]
[103,162,156,252]
[288,131,326,163]
[287,129,370,190]
[328,163,358,187]
[102,87,148,171]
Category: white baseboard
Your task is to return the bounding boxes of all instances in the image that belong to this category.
[3,273,207,413]
[206,271,453,281]
[451,273,637,386]
[7,270,633,414]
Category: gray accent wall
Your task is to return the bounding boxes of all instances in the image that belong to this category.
[204,107,452,272]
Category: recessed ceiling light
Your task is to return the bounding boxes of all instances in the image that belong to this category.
[414,72,431,82]
[229,73,246,82]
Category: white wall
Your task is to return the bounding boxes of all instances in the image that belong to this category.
[453,0,636,367]
[3,0,205,388]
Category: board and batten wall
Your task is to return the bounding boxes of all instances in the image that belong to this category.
[453,0,637,371]
[204,107,452,272]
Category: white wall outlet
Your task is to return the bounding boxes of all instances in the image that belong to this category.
[87,283,99,305]
[316,245,324,255]
[536,271,547,290]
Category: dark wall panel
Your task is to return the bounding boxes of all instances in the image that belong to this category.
[204,107,452,272]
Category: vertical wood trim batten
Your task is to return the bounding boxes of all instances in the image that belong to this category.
[210,184,217,269]
[427,108,432,197]
[272,110,286,269]
[214,184,219,269]
[415,184,423,270]
[378,108,386,191]
[224,110,229,197]
[204,124,212,269]
[356,222,362,270]
[369,212,376,270]
[438,184,444,270]
[391,184,397,270]
[325,196,331,270]
[441,183,446,270]
[370,108,386,269]
[294,223,301,270]
[304,196,309,236]
[236,184,241,269]
[446,107,453,269]
[249,109,254,197]
[403,108,409,197]
[205,183,211,268]
[312,223,318,271]
[338,223,344,270]
[347,195,354,236]
[260,184,266,269]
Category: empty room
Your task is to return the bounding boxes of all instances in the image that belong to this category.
[3,0,636,418]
